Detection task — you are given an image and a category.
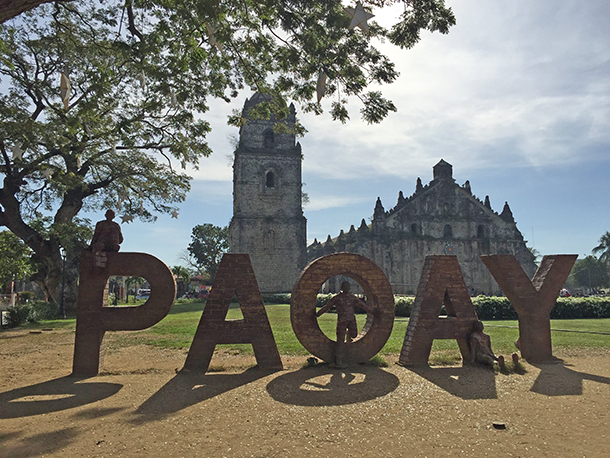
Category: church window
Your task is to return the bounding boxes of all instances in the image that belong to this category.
[411,223,418,235]
[265,171,275,188]
[443,224,453,238]
[264,130,274,148]
[477,225,485,238]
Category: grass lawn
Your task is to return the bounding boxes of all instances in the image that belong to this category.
[27,300,610,365]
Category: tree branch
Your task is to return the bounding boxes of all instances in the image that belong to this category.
[0,0,72,23]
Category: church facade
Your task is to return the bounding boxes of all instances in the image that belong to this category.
[308,160,537,295]
[229,93,307,293]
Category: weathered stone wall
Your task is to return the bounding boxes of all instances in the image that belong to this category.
[310,160,537,295]
[229,93,307,293]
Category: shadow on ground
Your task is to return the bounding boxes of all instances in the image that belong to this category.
[408,365,498,399]
[132,367,276,422]
[530,358,610,396]
[266,364,400,406]
[0,427,79,458]
[0,376,122,419]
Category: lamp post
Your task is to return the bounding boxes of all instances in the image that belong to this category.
[59,247,66,318]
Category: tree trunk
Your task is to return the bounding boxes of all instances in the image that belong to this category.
[32,249,81,315]
[0,0,68,23]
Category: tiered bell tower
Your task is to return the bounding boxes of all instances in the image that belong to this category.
[229,93,307,293]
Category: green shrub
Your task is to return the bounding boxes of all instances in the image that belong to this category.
[395,296,414,317]
[4,300,57,327]
[5,303,31,327]
[262,293,291,304]
[316,293,333,308]
[551,297,610,319]
[472,296,517,320]
[262,291,610,320]
[395,295,610,320]
[28,300,58,321]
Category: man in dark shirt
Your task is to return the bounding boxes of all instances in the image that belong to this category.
[90,209,123,253]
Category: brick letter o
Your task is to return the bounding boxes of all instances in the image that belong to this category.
[291,253,394,363]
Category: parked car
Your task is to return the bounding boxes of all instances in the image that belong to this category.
[136,290,151,301]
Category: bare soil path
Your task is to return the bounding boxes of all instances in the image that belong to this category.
[1,328,609,457]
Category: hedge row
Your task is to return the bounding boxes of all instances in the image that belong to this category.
[395,295,610,320]
[269,294,610,320]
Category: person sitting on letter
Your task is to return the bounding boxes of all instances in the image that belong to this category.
[469,320,519,370]
[89,209,123,253]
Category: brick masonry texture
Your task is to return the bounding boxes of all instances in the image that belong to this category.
[291,253,395,364]
[72,252,176,376]
[399,256,479,367]
[481,254,577,362]
[182,254,282,372]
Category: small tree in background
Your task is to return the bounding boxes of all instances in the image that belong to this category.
[188,224,229,282]
[566,256,609,294]
[527,246,541,266]
[172,265,192,297]
[0,230,33,290]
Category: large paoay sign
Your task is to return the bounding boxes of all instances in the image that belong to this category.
[71,251,576,376]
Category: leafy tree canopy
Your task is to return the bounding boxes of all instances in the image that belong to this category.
[171,265,191,284]
[0,229,33,287]
[592,231,610,264]
[567,256,609,292]
[187,224,229,281]
[0,0,455,312]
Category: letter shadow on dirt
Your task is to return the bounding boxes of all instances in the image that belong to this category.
[266,365,399,406]
[132,367,275,422]
[0,376,122,419]
[408,365,498,400]
[530,358,610,396]
[0,427,79,458]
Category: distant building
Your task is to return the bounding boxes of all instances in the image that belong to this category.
[229,93,307,293]
[308,160,537,295]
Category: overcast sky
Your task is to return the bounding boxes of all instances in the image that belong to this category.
[115,0,610,266]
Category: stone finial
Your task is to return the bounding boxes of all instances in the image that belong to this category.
[463,180,471,194]
[358,218,369,233]
[374,197,385,220]
[416,177,423,193]
[500,201,514,223]
[397,191,405,206]
[484,195,491,209]
[323,234,334,255]
[335,230,346,251]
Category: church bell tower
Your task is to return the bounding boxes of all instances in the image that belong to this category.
[229,93,307,293]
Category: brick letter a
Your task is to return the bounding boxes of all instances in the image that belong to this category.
[399,256,478,367]
[182,254,282,372]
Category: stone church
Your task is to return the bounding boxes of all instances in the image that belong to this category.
[229,93,307,293]
[229,94,535,295]
[307,160,537,295]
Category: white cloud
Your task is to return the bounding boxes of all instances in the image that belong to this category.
[294,0,610,184]
[306,193,371,211]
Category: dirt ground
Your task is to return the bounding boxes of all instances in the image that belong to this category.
[1,328,609,458]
